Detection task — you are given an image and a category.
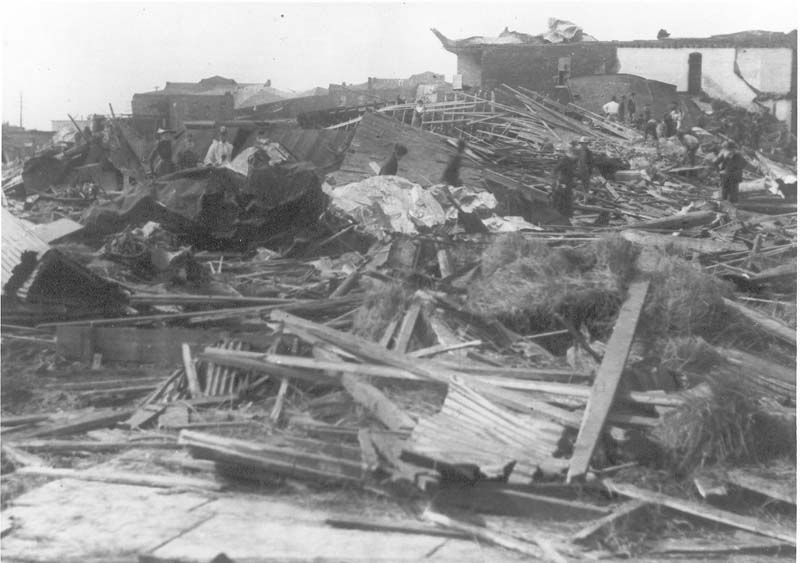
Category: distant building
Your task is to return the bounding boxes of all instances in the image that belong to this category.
[237,72,451,123]
[615,31,796,128]
[131,76,298,131]
[433,27,797,130]
[329,71,450,106]
[2,123,55,163]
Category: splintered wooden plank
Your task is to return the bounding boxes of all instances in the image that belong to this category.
[16,466,222,491]
[181,344,203,398]
[723,298,796,345]
[604,480,796,545]
[571,500,649,542]
[25,409,135,439]
[567,280,650,482]
[423,509,568,563]
[392,303,422,353]
[341,374,415,432]
[725,469,796,505]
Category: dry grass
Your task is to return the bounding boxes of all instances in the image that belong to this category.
[351,280,413,342]
[650,374,795,476]
[467,235,638,338]
[639,254,734,341]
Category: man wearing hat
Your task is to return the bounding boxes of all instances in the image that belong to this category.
[148,128,176,177]
[575,137,594,192]
[176,133,200,170]
[552,144,580,218]
[204,126,234,167]
[713,141,747,203]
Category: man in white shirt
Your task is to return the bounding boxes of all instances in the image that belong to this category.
[602,96,620,121]
[204,126,234,167]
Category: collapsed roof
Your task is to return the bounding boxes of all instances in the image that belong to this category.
[432,18,598,52]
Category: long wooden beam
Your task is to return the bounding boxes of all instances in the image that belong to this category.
[604,480,796,544]
[567,280,650,482]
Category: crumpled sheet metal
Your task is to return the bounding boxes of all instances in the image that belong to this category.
[325,176,447,236]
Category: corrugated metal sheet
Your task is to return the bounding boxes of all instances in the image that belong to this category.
[1,207,50,294]
[407,379,568,483]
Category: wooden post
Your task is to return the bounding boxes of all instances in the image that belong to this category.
[181,343,203,398]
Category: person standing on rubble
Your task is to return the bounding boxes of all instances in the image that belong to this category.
[676,130,700,167]
[551,145,579,218]
[575,137,594,192]
[627,93,637,124]
[662,110,676,138]
[441,140,466,186]
[714,141,747,203]
[379,143,408,176]
[617,95,627,123]
[412,99,425,127]
[602,96,620,122]
[176,134,200,170]
[204,126,234,167]
[148,129,177,177]
[669,103,683,134]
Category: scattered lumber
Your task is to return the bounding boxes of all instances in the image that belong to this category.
[24,409,135,439]
[15,466,223,490]
[179,430,368,484]
[724,469,796,505]
[625,211,717,232]
[422,508,569,562]
[722,298,796,345]
[571,500,649,542]
[604,480,796,544]
[325,516,469,539]
[12,440,179,453]
[2,445,49,468]
[567,280,650,482]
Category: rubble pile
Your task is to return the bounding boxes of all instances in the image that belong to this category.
[1,81,796,561]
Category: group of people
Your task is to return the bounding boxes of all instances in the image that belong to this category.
[602,93,638,124]
[148,126,234,177]
[548,127,747,219]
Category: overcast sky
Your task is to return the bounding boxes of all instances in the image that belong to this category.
[3,0,798,130]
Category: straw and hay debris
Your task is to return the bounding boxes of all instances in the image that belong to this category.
[639,254,734,341]
[650,375,795,476]
[351,280,413,341]
[466,234,638,338]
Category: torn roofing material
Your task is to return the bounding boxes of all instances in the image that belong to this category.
[1,206,51,297]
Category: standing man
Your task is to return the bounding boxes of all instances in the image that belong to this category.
[602,96,620,122]
[627,93,637,124]
[676,130,700,167]
[617,94,627,123]
[669,103,683,133]
[148,129,176,177]
[714,141,747,203]
[552,145,579,218]
[204,126,234,167]
[176,134,199,170]
[662,110,676,138]
[412,99,425,127]
[379,143,408,176]
[575,137,594,192]
[441,140,466,187]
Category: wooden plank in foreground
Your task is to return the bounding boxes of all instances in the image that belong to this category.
[567,280,650,482]
[572,500,649,542]
[723,298,796,346]
[604,480,796,545]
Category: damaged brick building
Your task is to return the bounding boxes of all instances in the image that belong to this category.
[433,27,797,132]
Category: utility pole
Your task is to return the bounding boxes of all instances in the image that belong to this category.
[19,91,23,128]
